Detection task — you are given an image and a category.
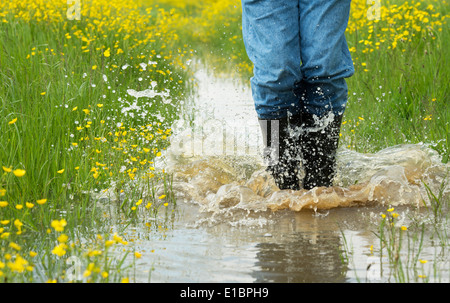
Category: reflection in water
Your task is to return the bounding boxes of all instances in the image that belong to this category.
[251,212,347,283]
[128,203,382,283]
[253,234,345,283]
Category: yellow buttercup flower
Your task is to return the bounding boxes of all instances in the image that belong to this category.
[57,234,68,243]
[36,198,47,205]
[51,219,67,232]
[51,243,67,257]
[13,169,26,177]
[57,169,65,174]
[6,254,28,273]
[14,219,23,234]
[9,242,21,251]
[8,118,17,125]
[87,250,102,257]
[113,233,128,245]
[105,240,115,248]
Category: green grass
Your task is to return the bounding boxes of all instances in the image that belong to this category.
[0,4,192,282]
[343,13,449,159]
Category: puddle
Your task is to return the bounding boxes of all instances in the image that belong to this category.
[111,68,449,283]
[131,204,368,283]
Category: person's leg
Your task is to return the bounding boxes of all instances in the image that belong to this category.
[294,0,355,189]
[242,0,302,190]
[296,0,354,118]
[242,0,302,120]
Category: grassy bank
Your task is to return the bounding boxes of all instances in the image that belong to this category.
[0,0,192,282]
[343,0,449,159]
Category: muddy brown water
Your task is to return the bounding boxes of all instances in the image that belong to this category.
[105,68,449,283]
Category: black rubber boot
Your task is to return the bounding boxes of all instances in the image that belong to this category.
[258,116,301,190]
[299,112,342,190]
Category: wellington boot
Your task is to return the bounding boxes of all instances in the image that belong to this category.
[299,112,342,190]
[258,116,301,190]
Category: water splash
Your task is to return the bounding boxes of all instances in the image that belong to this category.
[165,142,448,214]
[126,81,168,100]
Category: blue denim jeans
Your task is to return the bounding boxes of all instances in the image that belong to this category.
[242,0,355,120]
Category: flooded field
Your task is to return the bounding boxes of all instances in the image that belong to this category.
[1,0,448,284]
[108,68,449,283]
